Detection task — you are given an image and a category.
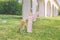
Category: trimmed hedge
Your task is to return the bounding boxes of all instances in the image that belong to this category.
[0,0,22,15]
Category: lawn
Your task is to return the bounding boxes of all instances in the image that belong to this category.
[0,15,60,40]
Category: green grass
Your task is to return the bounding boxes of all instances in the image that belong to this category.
[0,15,60,40]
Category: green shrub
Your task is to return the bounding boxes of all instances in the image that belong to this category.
[0,0,22,15]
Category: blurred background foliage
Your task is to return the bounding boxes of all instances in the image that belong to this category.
[0,0,22,15]
[58,7,60,15]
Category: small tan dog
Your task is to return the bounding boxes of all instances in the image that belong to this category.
[20,20,26,26]
[19,20,27,34]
